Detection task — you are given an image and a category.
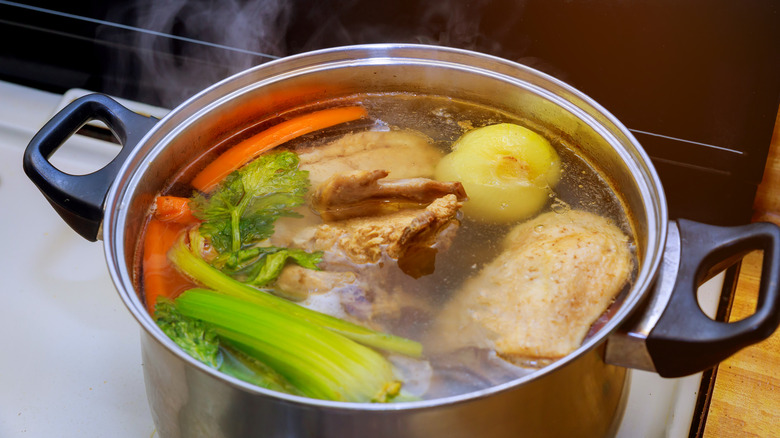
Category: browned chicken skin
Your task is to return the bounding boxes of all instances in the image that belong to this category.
[311,169,467,221]
[432,209,633,366]
[307,194,462,266]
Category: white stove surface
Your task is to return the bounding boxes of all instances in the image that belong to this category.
[0,80,719,438]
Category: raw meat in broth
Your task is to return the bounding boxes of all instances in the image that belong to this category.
[270,130,465,332]
[295,130,443,187]
[280,194,462,329]
[431,209,632,366]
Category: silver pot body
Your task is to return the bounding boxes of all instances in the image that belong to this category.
[102,45,667,438]
[142,332,627,437]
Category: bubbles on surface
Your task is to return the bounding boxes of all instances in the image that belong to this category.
[550,198,571,215]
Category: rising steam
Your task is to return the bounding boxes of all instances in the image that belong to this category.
[101,0,291,107]
[97,0,565,108]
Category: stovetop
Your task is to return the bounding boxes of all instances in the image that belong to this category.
[0,81,154,437]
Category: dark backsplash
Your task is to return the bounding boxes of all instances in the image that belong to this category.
[2,0,778,225]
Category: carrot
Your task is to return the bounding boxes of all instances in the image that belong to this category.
[191,106,368,193]
[142,219,196,314]
[154,195,198,224]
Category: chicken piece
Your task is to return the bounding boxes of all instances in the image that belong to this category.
[282,195,463,331]
[275,265,358,301]
[311,169,468,221]
[294,130,444,188]
[432,210,633,366]
[272,131,446,247]
[304,194,462,268]
[270,131,458,333]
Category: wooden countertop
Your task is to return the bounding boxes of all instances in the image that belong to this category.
[702,106,780,437]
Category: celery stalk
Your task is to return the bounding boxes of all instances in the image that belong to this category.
[168,238,423,358]
[175,288,400,402]
[219,344,303,396]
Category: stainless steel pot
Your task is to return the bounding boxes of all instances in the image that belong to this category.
[23,44,780,438]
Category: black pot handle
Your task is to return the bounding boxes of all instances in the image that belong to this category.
[23,93,159,242]
[646,219,780,377]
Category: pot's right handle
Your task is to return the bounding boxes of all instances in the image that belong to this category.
[606,219,780,378]
[23,93,159,242]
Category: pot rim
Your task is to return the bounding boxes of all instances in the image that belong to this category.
[102,43,668,410]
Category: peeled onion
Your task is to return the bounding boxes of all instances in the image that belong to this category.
[435,123,561,223]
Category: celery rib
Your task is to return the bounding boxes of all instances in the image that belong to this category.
[175,289,398,402]
[218,344,302,395]
[168,238,423,358]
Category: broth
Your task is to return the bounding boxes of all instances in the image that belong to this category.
[138,92,636,401]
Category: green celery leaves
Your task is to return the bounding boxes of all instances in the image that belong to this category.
[192,150,309,252]
[226,247,323,287]
[155,298,221,368]
[190,151,321,284]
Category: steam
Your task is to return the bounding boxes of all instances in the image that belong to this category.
[101,0,291,107]
[413,0,497,50]
[286,0,505,53]
[97,0,565,108]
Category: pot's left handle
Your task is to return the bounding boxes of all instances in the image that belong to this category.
[23,94,159,241]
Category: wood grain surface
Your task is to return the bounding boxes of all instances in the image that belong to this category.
[703,106,780,437]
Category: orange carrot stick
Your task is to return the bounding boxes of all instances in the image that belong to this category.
[191,106,368,193]
[154,195,198,224]
[142,219,196,314]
